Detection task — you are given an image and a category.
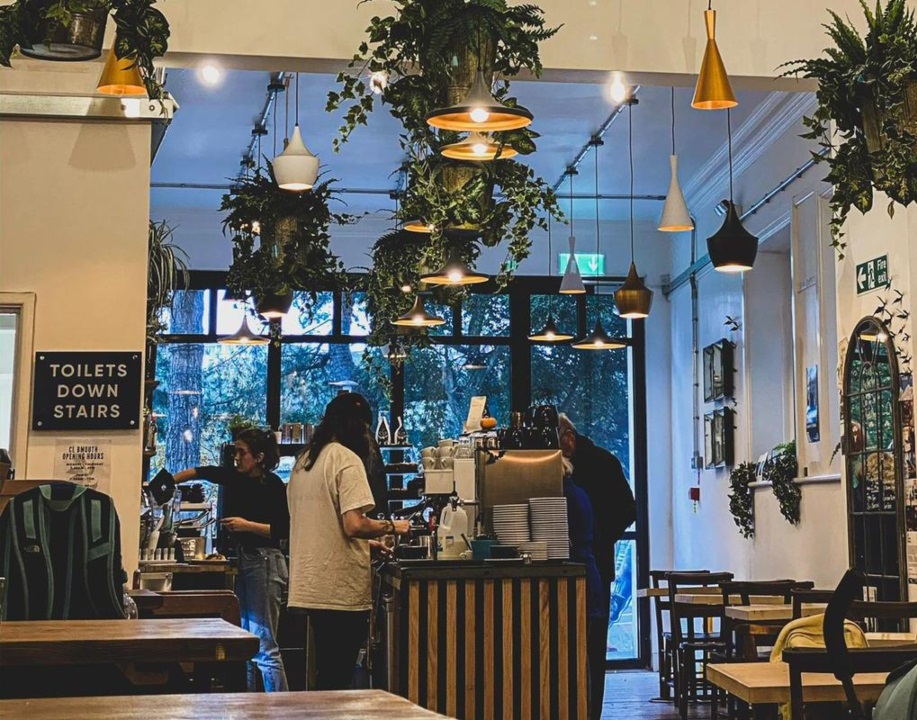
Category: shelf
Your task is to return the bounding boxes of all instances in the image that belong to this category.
[178,502,212,511]
[385,463,419,474]
[380,445,413,451]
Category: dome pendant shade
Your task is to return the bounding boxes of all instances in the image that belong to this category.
[559,236,586,294]
[692,10,738,110]
[217,316,269,345]
[707,202,758,272]
[614,262,654,319]
[658,155,693,232]
[392,295,446,327]
[273,125,319,191]
[421,255,489,286]
[528,314,574,342]
[97,46,146,96]
[572,318,628,350]
[440,132,518,161]
[426,72,533,132]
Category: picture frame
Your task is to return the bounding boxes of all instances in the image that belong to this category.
[704,407,735,468]
[703,339,735,402]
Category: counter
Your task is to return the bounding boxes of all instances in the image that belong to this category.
[378,559,587,720]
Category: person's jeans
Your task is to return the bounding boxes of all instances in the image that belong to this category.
[235,547,289,692]
[309,609,370,690]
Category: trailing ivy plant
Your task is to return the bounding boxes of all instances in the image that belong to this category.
[782,0,917,256]
[220,164,350,315]
[763,440,801,525]
[0,0,171,99]
[727,462,757,539]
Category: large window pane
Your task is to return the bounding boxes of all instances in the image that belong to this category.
[404,345,510,449]
[529,294,578,338]
[425,301,454,337]
[586,294,628,338]
[344,292,371,336]
[162,290,210,335]
[607,538,638,661]
[462,293,509,336]
[151,343,268,475]
[280,291,334,336]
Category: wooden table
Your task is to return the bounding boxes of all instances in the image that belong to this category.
[724,603,826,622]
[865,632,917,648]
[0,618,258,692]
[0,690,455,719]
[674,593,790,605]
[707,661,889,706]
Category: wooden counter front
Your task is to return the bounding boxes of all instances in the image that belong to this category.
[379,560,587,720]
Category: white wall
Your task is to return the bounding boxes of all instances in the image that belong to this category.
[0,65,152,573]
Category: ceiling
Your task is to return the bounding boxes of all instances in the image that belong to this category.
[150,68,779,232]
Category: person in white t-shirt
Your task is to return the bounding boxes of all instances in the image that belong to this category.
[287,392,410,690]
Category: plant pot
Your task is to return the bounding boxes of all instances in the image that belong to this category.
[20,5,108,61]
[255,289,294,317]
[860,79,917,154]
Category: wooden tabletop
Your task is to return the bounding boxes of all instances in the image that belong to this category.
[865,632,917,648]
[0,618,258,666]
[707,662,889,705]
[138,561,235,574]
[674,593,789,606]
[0,690,455,719]
[724,604,826,622]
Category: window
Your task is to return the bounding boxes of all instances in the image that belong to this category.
[0,311,18,450]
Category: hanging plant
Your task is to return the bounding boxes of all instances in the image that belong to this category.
[727,462,757,539]
[763,440,801,525]
[781,0,917,256]
[220,164,350,316]
[147,219,189,343]
[0,0,171,99]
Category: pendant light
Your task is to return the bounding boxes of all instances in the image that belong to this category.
[441,132,518,161]
[658,88,693,232]
[559,169,586,295]
[462,352,487,370]
[421,254,489,286]
[97,45,146,96]
[615,102,654,319]
[707,109,758,273]
[529,217,574,342]
[692,2,738,110]
[273,73,319,191]
[426,71,533,132]
[392,294,446,327]
[573,138,627,351]
[218,315,269,345]
[404,220,434,234]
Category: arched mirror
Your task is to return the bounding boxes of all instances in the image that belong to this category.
[843,317,905,601]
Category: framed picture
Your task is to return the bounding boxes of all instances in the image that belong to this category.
[703,340,735,402]
[704,413,716,469]
[704,408,735,468]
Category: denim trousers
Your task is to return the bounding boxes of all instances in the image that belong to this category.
[235,547,289,692]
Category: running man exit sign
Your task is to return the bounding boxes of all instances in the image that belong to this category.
[558,252,605,277]
[856,255,889,295]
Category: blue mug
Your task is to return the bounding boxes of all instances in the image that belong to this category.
[470,538,496,561]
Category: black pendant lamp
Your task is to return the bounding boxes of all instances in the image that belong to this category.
[420,253,488,286]
[426,71,533,132]
[573,138,627,351]
[392,294,445,327]
[529,217,574,342]
[707,109,758,273]
[615,101,654,319]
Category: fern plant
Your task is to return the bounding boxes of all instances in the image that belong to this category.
[782,0,917,255]
[147,219,189,342]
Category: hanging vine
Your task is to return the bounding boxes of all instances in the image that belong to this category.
[763,440,801,525]
[727,462,757,539]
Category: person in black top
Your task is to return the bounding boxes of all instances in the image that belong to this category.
[174,428,289,692]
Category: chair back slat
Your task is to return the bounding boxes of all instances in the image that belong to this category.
[791,588,835,619]
[720,579,814,606]
[667,571,734,645]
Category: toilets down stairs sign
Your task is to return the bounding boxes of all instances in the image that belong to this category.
[856,255,889,295]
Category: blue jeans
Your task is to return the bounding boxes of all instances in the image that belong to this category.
[235,547,288,692]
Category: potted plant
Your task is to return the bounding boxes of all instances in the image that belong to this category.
[147,219,189,343]
[220,163,350,318]
[0,0,170,98]
[782,0,917,254]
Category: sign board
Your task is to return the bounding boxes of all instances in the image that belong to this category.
[856,255,889,295]
[52,439,112,491]
[32,351,142,430]
[558,252,605,277]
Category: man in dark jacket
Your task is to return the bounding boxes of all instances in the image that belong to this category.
[559,413,637,720]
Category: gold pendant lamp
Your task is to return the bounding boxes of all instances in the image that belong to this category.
[440,132,517,161]
[528,217,574,342]
[392,294,446,327]
[420,254,489,286]
[97,45,146,96]
[691,4,737,110]
[426,71,533,132]
[614,101,654,319]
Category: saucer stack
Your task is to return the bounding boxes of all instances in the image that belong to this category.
[491,504,531,546]
[518,540,549,561]
[529,497,570,559]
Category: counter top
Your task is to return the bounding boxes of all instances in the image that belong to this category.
[380,559,585,582]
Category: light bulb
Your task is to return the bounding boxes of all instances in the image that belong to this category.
[369,71,388,94]
[412,315,423,325]
[401,284,413,293]
[595,340,604,347]
[608,72,629,104]
[447,269,464,282]
[251,220,261,234]
[546,330,556,339]
[198,62,223,87]
[470,107,490,123]
[472,141,488,156]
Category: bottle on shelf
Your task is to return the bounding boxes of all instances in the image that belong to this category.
[394,416,407,446]
[376,411,391,446]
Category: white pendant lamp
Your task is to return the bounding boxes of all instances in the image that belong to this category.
[273,73,319,192]
[658,88,693,232]
[559,169,586,295]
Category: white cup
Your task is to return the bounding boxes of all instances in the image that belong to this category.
[421,447,436,458]
[441,456,454,469]
[422,457,435,470]
[438,439,454,449]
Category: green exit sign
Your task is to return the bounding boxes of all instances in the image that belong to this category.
[855,255,889,295]
[558,253,605,276]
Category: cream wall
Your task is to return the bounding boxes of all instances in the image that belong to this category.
[0,68,152,572]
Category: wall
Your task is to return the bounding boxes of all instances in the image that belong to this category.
[0,65,153,573]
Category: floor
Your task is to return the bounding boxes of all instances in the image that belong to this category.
[600,671,707,720]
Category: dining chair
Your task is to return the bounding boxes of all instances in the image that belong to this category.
[667,571,734,720]
[791,588,835,620]
[720,580,815,661]
[848,600,917,634]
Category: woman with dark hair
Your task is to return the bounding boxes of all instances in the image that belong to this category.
[287,392,410,690]
[174,427,289,692]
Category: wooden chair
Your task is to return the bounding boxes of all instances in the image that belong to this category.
[791,588,835,619]
[721,580,815,661]
[848,600,917,634]
[649,569,711,702]
[667,571,734,720]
